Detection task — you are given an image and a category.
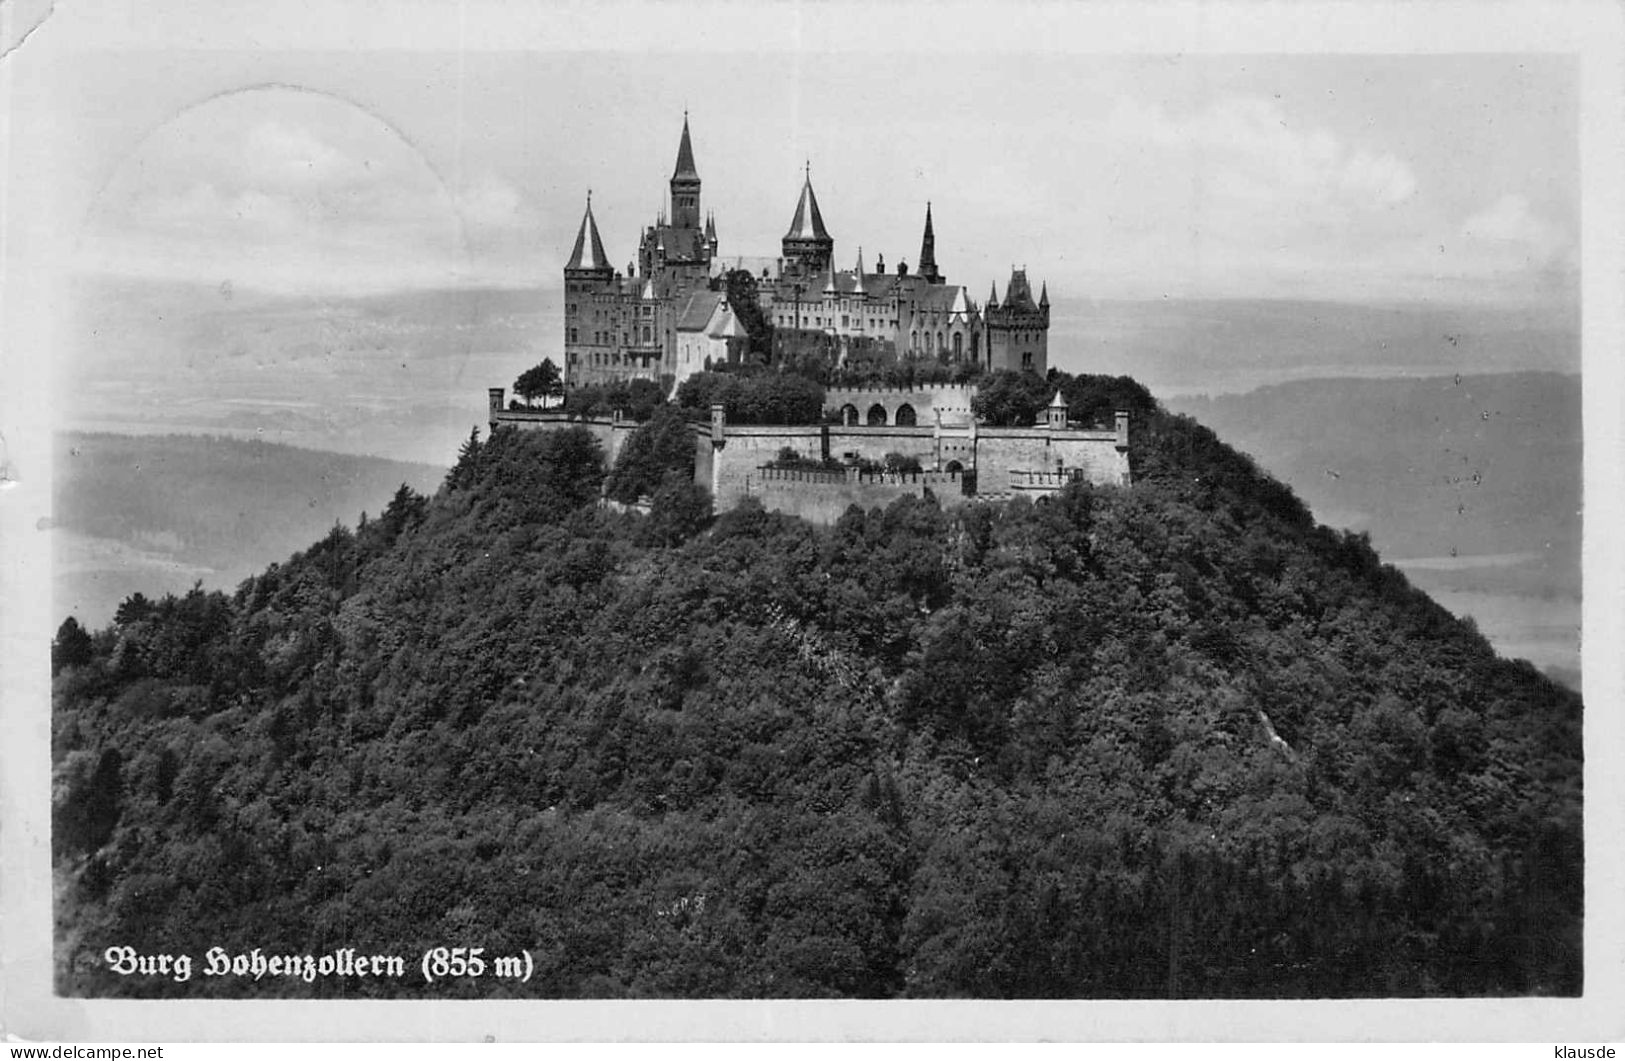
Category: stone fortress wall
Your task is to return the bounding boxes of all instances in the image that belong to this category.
[487,389,641,465]
[488,382,1131,524]
[823,383,976,427]
[752,467,966,526]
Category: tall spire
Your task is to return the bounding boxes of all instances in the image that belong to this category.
[566,193,611,273]
[987,281,999,309]
[1039,281,1049,306]
[918,201,941,284]
[672,112,699,181]
[669,114,702,231]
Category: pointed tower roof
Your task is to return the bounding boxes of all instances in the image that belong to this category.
[918,201,941,282]
[1049,388,1068,409]
[853,248,867,294]
[785,164,832,242]
[704,212,716,239]
[822,267,839,295]
[1004,268,1036,311]
[566,194,611,272]
[1039,281,1050,306]
[987,281,999,309]
[672,113,700,181]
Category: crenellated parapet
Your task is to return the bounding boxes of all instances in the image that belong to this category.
[825,383,978,427]
[757,466,964,489]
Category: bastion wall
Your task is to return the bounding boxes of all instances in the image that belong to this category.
[490,387,1132,526]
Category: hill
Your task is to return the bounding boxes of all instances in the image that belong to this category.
[1050,297,1578,399]
[1167,373,1580,684]
[55,432,446,627]
[50,390,1582,999]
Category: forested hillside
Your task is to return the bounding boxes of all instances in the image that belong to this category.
[55,432,445,626]
[51,382,1582,999]
[1168,373,1581,686]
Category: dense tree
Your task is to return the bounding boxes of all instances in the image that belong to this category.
[637,471,715,547]
[973,370,1053,426]
[675,371,824,425]
[721,270,773,364]
[514,359,563,405]
[50,397,1582,1000]
[605,405,698,503]
[561,379,665,422]
[52,617,95,675]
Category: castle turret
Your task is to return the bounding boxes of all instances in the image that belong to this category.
[782,163,834,277]
[670,113,702,231]
[984,267,1049,375]
[565,194,613,279]
[917,201,943,284]
[563,194,616,387]
[1046,388,1068,430]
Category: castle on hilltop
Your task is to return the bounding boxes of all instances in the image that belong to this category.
[500,115,1127,523]
[563,116,1051,390]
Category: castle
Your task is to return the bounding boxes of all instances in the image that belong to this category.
[563,116,1050,390]
[501,115,1127,524]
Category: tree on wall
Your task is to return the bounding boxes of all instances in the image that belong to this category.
[722,270,773,365]
[972,370,1051,426]
[515,359,564,406]
[606,405,697,503]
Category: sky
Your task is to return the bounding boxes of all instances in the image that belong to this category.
[48,44,1578,306]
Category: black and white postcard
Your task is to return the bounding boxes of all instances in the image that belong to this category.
[2,0,1622,1044]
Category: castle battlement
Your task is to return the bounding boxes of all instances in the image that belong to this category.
[823,383,977,401]
[758,466,964,489]
[1008,469,1087,490]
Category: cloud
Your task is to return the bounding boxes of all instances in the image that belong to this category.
[240,119,372,190]
[1108,95,1418,216]
[1460,193,1565,262]
[74,89,489,295]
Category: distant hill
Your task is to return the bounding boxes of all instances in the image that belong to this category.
[1168,373,1580,685]
[52,388,1581,999]
[1051,297,1578,399]
[54,432,446,627]
[62,276,1577,466]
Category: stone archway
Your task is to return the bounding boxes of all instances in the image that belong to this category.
[944,460,964,474]
[840,403,860,426]
[895,403,918,426]
[866,403,888,426]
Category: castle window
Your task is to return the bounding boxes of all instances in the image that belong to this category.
[842,315,848,327]
[1022,351,1033,370]
[953,333,963,357]
[895,403,917,427]
[568,328,578,343]
[866,404,888,427]
[643,326,652,343]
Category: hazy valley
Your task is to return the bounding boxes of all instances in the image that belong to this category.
[1168,372,1581,686]
[54,433,445,628]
